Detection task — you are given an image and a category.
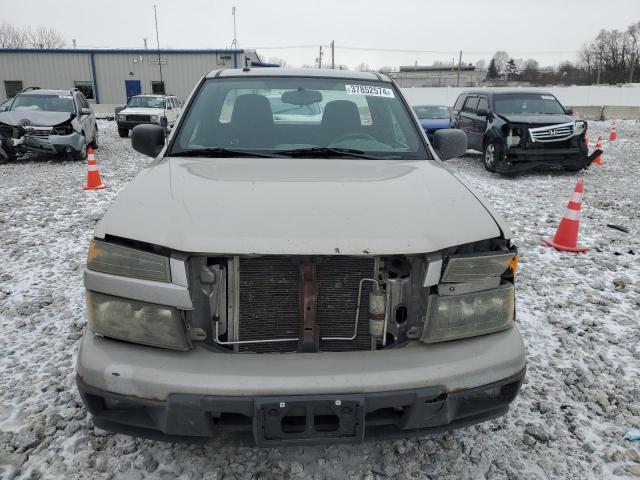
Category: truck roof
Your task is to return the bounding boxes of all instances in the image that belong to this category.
[460,89,555,97]
[206,67,391,82]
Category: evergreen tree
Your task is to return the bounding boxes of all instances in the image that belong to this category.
[487,58,499,79]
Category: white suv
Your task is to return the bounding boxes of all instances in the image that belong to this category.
[116,94,181,138]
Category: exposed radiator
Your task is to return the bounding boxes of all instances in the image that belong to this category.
[237,256,375,353]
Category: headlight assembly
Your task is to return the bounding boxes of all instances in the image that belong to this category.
[87,291,190,350]
[87,239,171,282]
[420,282,514,344]
[150,115,159,122]
[574,120,586,135]
[118,114,126,121]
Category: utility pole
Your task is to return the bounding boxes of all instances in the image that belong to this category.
[331,40,335,69]
[318,45,323,69]
[153,5,163,90]
[456,50,462,87]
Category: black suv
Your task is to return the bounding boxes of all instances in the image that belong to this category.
[451,90,597,173]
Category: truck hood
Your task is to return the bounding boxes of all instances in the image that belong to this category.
[497,113,574,125]
[120,107,163,116]
[0,110,74,127]
[95,157,502,255]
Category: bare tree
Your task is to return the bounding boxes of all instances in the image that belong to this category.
[520,58,540,83]
[355,62,370,72]
[474,59,486,71]
[0,21,26,48]
[492,51,509,76]
[25,25,65,49]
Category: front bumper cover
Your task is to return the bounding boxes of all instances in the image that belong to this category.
[78,367,525,446]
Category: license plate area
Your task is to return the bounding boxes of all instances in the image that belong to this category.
[254,395,365,446]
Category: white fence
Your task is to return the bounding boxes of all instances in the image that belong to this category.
[400,85,640,107]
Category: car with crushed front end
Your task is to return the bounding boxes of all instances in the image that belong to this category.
[451,90,599,173]
[76,68,526,446]
[0,87,98,161]
[116,94,181,138]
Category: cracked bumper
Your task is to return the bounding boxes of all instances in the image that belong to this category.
[76,326,526,444]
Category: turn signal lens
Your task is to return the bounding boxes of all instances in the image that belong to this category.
[87,240,171,282]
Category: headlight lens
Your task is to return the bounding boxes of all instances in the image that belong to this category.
[420,282,514,343]
[87,291,190,350]
[87,240,171,282]
[574,120,586,134]
[118,114,126,120]
[150,115,159,122]
[441,252,515,283]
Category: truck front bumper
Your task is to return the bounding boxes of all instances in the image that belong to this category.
[76,326,526,445]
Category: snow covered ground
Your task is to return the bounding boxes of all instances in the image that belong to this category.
[0,120,639,480]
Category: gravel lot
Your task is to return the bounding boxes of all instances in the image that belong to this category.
[1,120,639,480]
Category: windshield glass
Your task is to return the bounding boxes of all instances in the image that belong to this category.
[413,105,450,119]
[171,77,429,160]
[493,94,566,115]
[127,96,165,109]
[10,94,75,113]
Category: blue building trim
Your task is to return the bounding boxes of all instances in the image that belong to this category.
[0,48,246,55]
[89,52,99,103]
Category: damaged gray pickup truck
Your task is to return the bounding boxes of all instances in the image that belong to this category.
[76,68,526,446]
[0,88,98,161]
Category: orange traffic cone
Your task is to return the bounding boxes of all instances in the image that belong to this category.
[543,178,587,253]
[609,123,617,141]
[592,137,603,165]
[83,147,106,190]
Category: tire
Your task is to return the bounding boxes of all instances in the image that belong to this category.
[483,140,503,173]
[118,127,129,138]
[89,127,99,149]
[71,139,87,161]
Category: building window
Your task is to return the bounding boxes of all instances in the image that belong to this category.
[74,81,94,100]
[4,80,23,98]
[151,81,165,95]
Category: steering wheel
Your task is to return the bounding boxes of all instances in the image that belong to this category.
[330,132,377,144]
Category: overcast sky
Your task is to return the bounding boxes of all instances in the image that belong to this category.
[4,0,639,69]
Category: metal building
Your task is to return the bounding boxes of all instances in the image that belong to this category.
[0,48,272,112]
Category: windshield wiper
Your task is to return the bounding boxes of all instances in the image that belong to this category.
[274,147,377,159]
[170,148,281,158]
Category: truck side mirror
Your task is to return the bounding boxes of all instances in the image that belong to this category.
[565,108,573,115]
[131,124,165,157]
[432,129,468,160]
[476,108,489,117]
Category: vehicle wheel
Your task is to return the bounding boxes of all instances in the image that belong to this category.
[89,128,99,149]
[118,127,129,138]
[72,140,87,161]
[483,140,502,173]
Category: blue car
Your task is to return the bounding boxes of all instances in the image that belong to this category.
[413,105,452,141]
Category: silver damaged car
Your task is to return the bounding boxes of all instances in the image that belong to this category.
[76,68,526,446]
[0,88,98,161]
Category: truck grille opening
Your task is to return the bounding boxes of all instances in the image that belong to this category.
[125,114,151,122]
[237,256,375,353]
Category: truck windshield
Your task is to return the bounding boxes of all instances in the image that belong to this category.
[127,96,165,109]
[494,94,566,115]
[11,94,75,113]
[171,77,429,160]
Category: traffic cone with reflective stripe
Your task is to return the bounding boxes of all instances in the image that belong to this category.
[543,178,587,253]
[609,123,617,141]
[83,147,106,190]
[592,137,603,165]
